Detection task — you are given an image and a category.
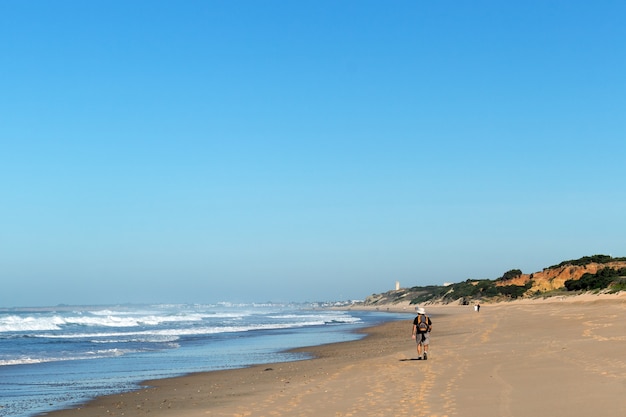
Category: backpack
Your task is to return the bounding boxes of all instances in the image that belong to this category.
[417,314,430,332]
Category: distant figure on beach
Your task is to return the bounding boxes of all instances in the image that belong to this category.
[412,307,432,360]
[474,303,480,312]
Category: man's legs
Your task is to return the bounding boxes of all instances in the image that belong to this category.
[416,334,426,359]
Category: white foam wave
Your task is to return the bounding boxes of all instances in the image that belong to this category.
[0,348,140,366]
[0,315,64,332]
[0,312,208,333]
[29,318,352,340]
[0,357,46,366]
[90,335,180,343]
[269,313,361,324]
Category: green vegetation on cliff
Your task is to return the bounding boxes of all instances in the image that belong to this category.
[551,254,626,268]
[408,280,531,305]
[495,269,523,282]
[564,267,626,292]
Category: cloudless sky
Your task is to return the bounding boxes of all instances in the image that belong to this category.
[1,1,625,307]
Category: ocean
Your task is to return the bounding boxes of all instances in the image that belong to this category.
[0,303,408,417]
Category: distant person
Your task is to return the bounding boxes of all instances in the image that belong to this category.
[412,307,432,360]
[476,303,480,312]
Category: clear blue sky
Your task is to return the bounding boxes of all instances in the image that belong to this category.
[1,1,624,307]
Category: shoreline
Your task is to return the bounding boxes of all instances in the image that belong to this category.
[45,292,626,417]
[44,318,413,417]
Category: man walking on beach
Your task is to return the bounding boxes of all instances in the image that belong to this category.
[412,307,432,360]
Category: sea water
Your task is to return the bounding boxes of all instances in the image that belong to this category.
[0,303,408,417]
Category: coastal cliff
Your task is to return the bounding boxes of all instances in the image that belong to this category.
[497,261,626,292]
[361,255,626,306]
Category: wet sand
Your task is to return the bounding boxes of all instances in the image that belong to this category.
[47,294,626,417]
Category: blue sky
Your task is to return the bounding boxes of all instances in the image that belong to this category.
[1,1,624,307]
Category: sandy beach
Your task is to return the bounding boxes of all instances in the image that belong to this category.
[47,293,626,417]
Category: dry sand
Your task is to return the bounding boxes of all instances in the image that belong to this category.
[47,294,626,417]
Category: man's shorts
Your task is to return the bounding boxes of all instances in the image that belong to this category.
[416,332,430,346]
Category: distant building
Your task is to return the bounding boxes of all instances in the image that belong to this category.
[395,281,400,291]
